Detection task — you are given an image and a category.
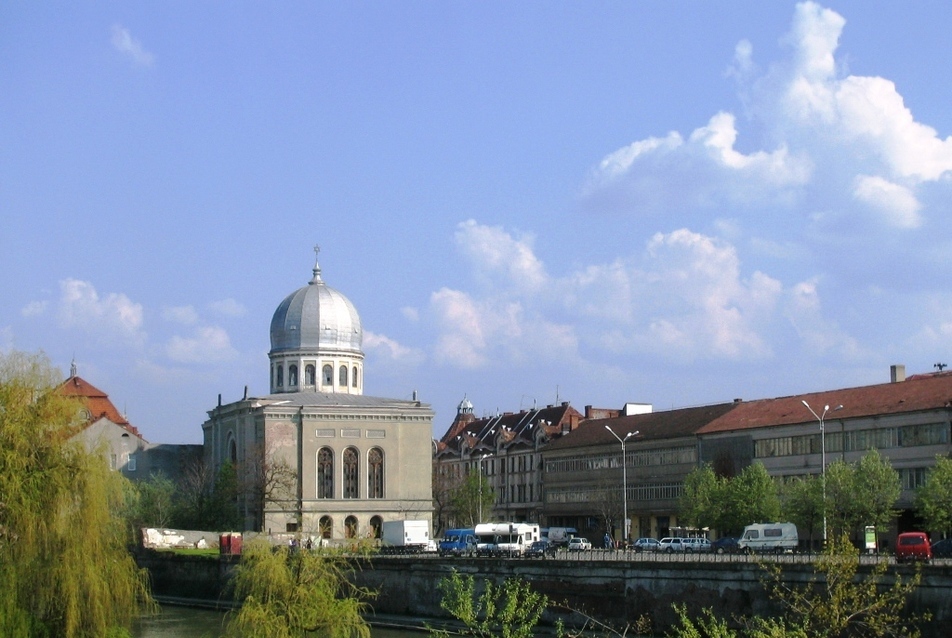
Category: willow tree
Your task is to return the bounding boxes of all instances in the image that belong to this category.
[223,540,373,638]
[0,351,154,637]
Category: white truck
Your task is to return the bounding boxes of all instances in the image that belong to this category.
[545,526,577,548]
[474,522,541,557]
[738,522,798,553]
[380,520,432,554]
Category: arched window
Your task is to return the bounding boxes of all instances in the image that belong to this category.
[276,365,284,387]
[343,447,359,499]
[228,438,237,464]
[370,515,383,539]
[352,366,359,388]
[322,364,333,386]
[317,448,334,499]
[305,364,315,386]
[345,515,358,539]
[368,447,384,499]
[288,364,298,387]
[339,364,348,387]
[319,516,333,539]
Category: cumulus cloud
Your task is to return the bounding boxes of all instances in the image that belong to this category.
[162,305,199,325]
[58,279,145,344]
[428,221,792,370]
[165,326,237,364]
[111,24,154,67]
[209,298,247,318]
[582,1,952,235]
[364,331,426,367]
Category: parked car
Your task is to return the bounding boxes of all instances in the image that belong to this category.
[896,532,931,563]
[631,537,661,552]
[682,537,712,552]
[658,537,687,553]
[567,537,592,552]
[524,539,557,558]
[931,538,952,558]
[711,537,740,554]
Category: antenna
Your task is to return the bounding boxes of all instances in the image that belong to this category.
[936,363,947,372]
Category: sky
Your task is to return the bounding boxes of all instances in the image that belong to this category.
[4,2,952,445]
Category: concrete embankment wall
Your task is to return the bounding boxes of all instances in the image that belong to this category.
[136,552,952,636]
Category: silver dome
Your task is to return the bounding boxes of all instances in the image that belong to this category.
[270,257,362,354]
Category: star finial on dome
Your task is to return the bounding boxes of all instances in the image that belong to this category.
[311,244,323,283]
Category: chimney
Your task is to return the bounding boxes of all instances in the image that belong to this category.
[890,364,906,383]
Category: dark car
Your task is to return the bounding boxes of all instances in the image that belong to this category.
[711,537,740,554]
[931,538,952,558]
[524,539,556,558]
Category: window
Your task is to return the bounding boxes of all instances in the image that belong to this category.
[370,516,383,539]
[110,454,117,470]
[339,365,348,387]
[368,448,384,499]
[305,364,315,386]
[127,453,137,472]
[352,366,359,388]
[318,448,334,499]
[319,516,333,539]
[276,365,284,387]
[229,439,237,464]
[288,364,298,387]
[322,364,333,386]
[343,447,359,498]
[345,515,358,539]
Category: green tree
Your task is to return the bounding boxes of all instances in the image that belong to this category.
[779,475,824,544]
[915,455,952,535]
[431,570,551,638]
[223,540,373,638]
[449,470,495,526]
[0,350,154,637]
[826,451,900,540]
[726,463,780,532]
[668,535,929,638]
[679,464,720,530]
[130,472,178,529]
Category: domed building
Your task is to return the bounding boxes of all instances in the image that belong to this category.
[202,248,434,539]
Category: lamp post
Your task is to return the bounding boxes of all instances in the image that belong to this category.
[801,400,843,544]
[478,453,491,523]
[605,426,639,546]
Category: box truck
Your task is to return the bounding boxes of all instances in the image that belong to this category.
[380,520,431,554]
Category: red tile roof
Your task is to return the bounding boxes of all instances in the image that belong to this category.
[57,375,142,438]
[699,371,952,435]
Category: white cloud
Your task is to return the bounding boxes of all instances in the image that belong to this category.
[21,300,47,317]
[111,24,154,67]
[364,331,425,367]
[209,298,247,318]
[454,220,547,294]
[582,0,952,240]
[58,279,145,343]
[162,305,199,325]
[852,175,922,229]
[165,326,237,364]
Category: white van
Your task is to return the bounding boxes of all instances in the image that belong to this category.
[474,523,540,557]
[738,523,798,553]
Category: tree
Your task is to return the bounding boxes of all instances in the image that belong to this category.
[0,350,154,637]
[725,463,780,532]
[130,472,178,529]
[779,475,824,545]
[669,535,929,638]
[679,464,720,530]
[223,540,373,638]
[449,470,495,527]
[915,455,952,536]
[431,570,551,638]
[826,451,900,540]
[241,441,299,531]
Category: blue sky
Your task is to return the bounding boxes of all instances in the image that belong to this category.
[4,2,952,445]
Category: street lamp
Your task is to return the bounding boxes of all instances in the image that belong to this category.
[605,426,639,546]
[478,453,491,523]
[801,400,843,543]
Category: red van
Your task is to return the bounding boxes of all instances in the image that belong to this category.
[896,532,931,563]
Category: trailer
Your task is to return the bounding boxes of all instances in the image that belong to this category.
[380,520,432,554]
[474,522,540,557]
[738,522,798,553]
